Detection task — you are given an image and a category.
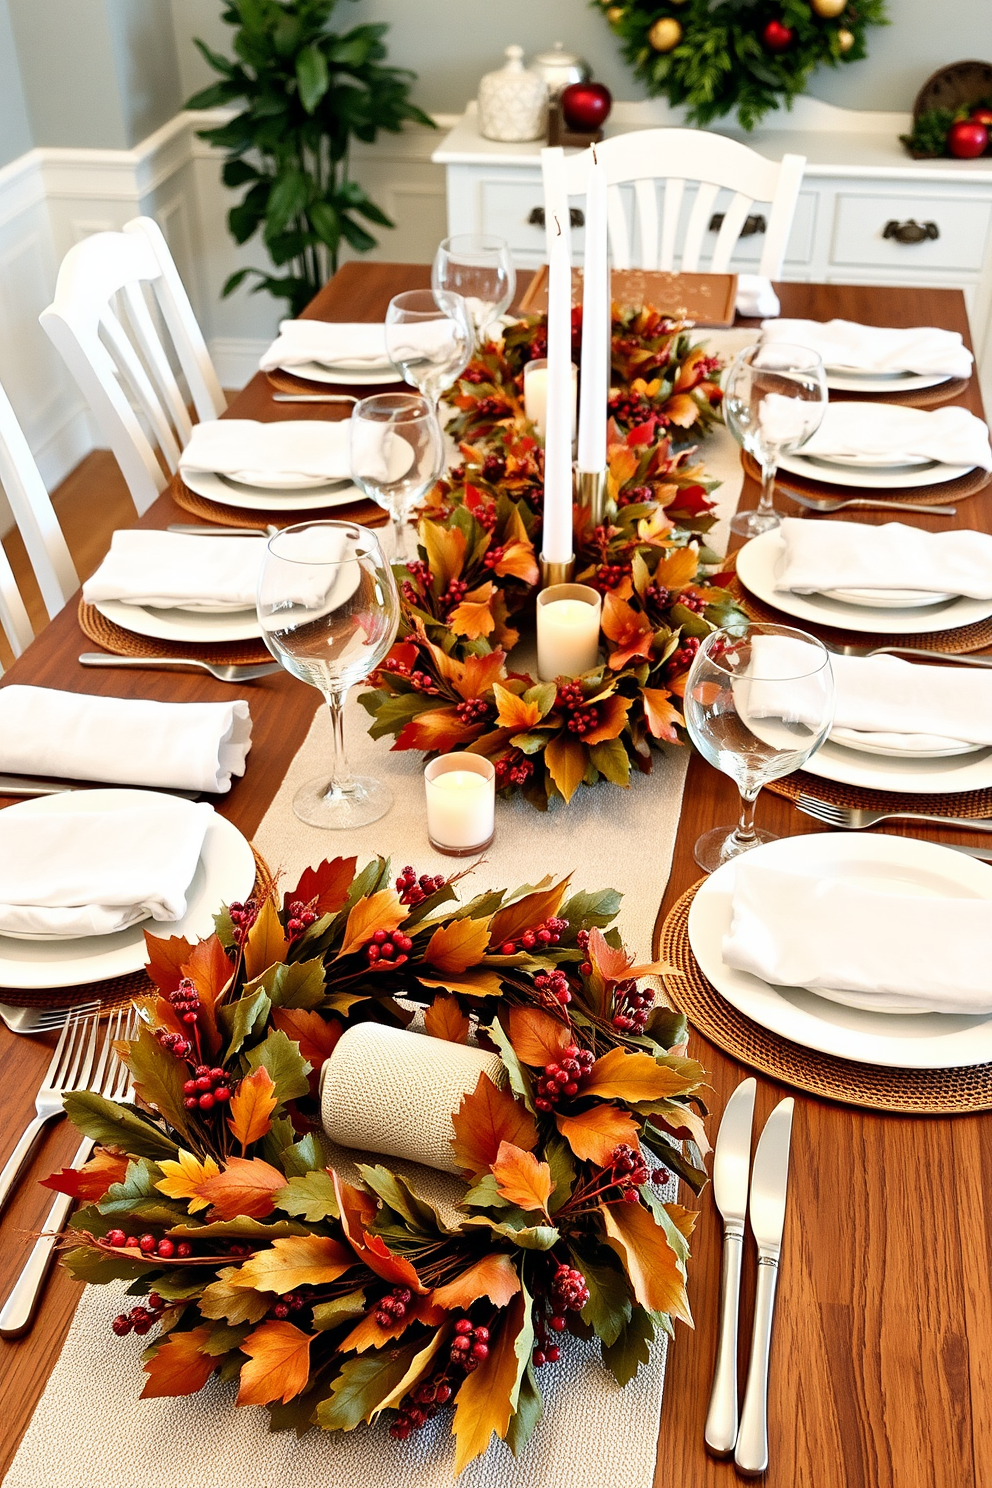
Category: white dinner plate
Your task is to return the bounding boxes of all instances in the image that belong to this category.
[824,586,955,609]
[803,732,992,793]
[825,368,950,394]
[94,599,262,645]
[183,467,365,513]
[0,790,256,989]
[735,530,992,636]
[779,449,970,489]
[222,471,349,492]
[799,448,931,470]
[828,726,980,760]
[276,360,400,386]
[687,834,992,1068]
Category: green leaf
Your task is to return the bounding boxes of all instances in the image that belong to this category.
[274,1171,339,1223]
[312,1289,367,1332]
[63,1091,179,1163]
[261,1115,297,1168]
[61,1246,150,1285]
[151,1271,210,1301]
[486,1022,536,1115]
[460,1216,559,1250]
[357,1165,447,1236]
[191,36,236,78]
[245,1029,312,1104]
[280,1132,334,1179]
[222,158,260,188]
[222,987,271,1060]
[266,1383,323,1435]
[265,166,309,238]
[315,1341,421,1431]
[560,887,623,932]
[168,1217,307,1240]
[296,42,329,112]
[543,1136,575,1216]
[308,200,341,253]
[245,957,326,1010]
[339,214,377,254]
[222,267,252,297]
[601,1306,655,1386]
[460,1172,509,1210]
[644,1006,688,1050]
[126,1025,193,1136]
[505,1361,543,1457]
[203,1321,252,1357]
[569,1246,632,1347]
[589,736,630,787]
[98,1158,185,1225]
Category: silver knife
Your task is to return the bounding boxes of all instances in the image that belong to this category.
[735,1096,795,1477]
[704,1076,756,1456]
[0,774,201,800]
[167,524,273,537]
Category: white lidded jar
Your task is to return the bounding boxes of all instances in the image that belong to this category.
[529,41,590,100]
[477,44,549,142]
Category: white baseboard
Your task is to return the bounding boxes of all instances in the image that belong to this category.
[209,338,270,391]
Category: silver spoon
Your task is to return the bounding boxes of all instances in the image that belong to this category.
[78,653,280,683]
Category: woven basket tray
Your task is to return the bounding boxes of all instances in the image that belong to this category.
[742,450,991,508]
[766,767,992,820]
[78,600,273,666]
[656,880,992,1114]
[174,480,388,532]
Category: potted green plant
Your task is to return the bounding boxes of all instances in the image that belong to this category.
[186,0,433,314]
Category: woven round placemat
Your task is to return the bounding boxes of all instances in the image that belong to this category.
[829,376,971,409]
[656,879,992,1114]
[0,849,275,1009]
[742,449,991,507]
[727,574,992,656]
[78,600,273,666]
[765,767,992,819]
[174,480,388,532]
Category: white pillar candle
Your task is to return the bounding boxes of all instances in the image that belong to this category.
[424,754,496,854]
[524,358,578,441]
[542,214,575,566]
[536,582,603,680]
[577,152,609,474]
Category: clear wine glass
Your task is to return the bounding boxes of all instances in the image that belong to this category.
[684,623,834,873]
[432,233,516,347]
[349,392,444,563]
[384,289,472,410]
[257,520,400,829]
[724,343,828,539]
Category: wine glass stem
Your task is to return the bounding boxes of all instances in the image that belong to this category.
[392,511,408,563]
[732,787,760,850]
[758,460,778,517]
[325,690,355,800]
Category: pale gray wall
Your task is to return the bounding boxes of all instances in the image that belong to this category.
[173,0,992,117]
[107,0,184,144]
[0,0,32,167]
[7,0,130,148]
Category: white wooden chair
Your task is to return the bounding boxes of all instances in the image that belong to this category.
[40,216,225,515]
[541,128,805,278]
[0,377,78,666]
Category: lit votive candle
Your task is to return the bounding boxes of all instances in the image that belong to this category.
[523,358,578,442]
[424,754,496,855]
[536,583,603,681]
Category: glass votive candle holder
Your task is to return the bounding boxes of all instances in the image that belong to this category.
[536,583,603,681]
[523,357,577,441]
[424,754,496,855]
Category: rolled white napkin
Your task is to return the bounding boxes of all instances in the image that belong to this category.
[830,653,992,750]
[797,402,992,471]
[722,855,992,1013]
[761,317,974,380]
[0,796,213,937]
[0,686,252,794]
[178,419,351,484]
[320,1023,506,1175]
[83,531,265,612]
[259,320,391,373]
[773,518,992,600]
[736,274,781,319]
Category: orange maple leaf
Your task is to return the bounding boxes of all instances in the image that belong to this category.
[491,1141,554,1215]
[340,1292,445,1353]
[237,1320,312,1405]
[140,1325,216,1398]
[233,1234,356,1294]
[337,889,406,959]
[584,1046,700,1103]
[450,1073,538,1178]
[492,684,541,731]
[227,1066,278,1153]
[600,1201,693,1325]
[196,1156,287,1220]
[587,926,673,984]
[395,706,485,753]
[506,1006,570,1068]
[660,392,700,428]
[491,541,540,587]
[448,581,497,640]
[544,735,587,803]
[270,1007,342,1075]
[40,1148,128,1201]
[582,693,631,745]
[673,347,709,392]
[242,897,288,981]
[423,994,470,1044]
[657,546,699,591]
[333,1174,426,1293]
[556,1103,641,1165]
[424,916,491,975]
[283,857,356,918]
[489,879,570,949]
[601,592,655,670]
[642,687,684,742]
[143,932,195,996]
[433,1253,521,1311]
[451,1291,530,1473]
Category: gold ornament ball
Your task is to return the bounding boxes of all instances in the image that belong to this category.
[811,0,846,16]
[648,17,683,51]
[606,5,625,21]
[837,26,855,51]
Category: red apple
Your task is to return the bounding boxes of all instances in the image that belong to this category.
[947,118,989,159]
[560,81,613,133]
[763,19,794,51]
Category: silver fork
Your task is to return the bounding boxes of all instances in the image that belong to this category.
[0,1008,137,1337]
[795,792,992,834]
[0,1007,100,1214]
[826,641,992,670]
[0,998,99,1037]
[78,653,281,683]
[785,491,957,517]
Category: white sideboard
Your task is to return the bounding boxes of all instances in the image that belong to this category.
[432,97,992,405]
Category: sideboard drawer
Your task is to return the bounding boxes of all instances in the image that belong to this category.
[831,191,992,273]
[477,178,586,256]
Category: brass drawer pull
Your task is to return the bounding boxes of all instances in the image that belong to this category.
[883,219,939,244]
[708,212,767,237]
[528,206,585,229]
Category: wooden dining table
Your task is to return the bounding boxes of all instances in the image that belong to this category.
[0,262,989,1488]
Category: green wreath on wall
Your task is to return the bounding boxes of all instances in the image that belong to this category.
[596,0,889,131]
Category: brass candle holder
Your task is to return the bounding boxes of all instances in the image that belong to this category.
[576,467,609,528]
[540,554,576,588]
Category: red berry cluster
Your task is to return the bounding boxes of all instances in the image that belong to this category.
[534,1044,595,1111]
[376,1285,412,1327]
[461,366,488,385]
[610,1143,668,1200]
[440,577,468,615]
[667,634,701,673]
[472,501,498,532]
[400,580,420,608]
[229,898,260,946]
[111,1293,166,1337]
[271,1290,310,1320]
[534,968,572,1007]
[497,915,567,956]
[182,1064,233,1113]
[395,866,446,907]
[410,669,441,695]
[556,681,585,710]
[494,748,534,789]
[406,559,431,589]
[678,590,708,615]
[617,482,653,509]
[482,544,505,570]
[607,390,656,428]
[475,396,507,419]
[612,976,656,1034]
[566,704,600,736]
[481,454,506,483]
[366,928,413,968]
[589,560,633,594]
[154,1028,193,1060]
[168,977,200,1027]
[644,581,671,611]
[551,1262,590,1314]
[449,1317,489,1372]
[455,697,491,725]
[285,897,318,941]
[389,1377,454,1439]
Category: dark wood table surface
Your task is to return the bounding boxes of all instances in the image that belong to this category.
[0,264,989,1486]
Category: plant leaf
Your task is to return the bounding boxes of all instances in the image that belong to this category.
[424,916,491,975]
[417,969,504,998]
[423,993,470,1044]
[452,1288,533,1472]
[555,1103,641,1165]
[155,1150,221,1214]
[493,684,540,730]
[126,1024,192,1136]
[506,1006,570,1067]
[41,1148,128,1202]
[228,1066,278,1153]
[491,1142,553,1214]
[270,1007,342,1071]
[62,1091,179,1163]
[489,878,570,950]
[234,1235,356,1295]
[143,932,194,995]
[433,1253,521,1311]
[584,1046,700,1102]
[450,1074,538,1178]
[333,1174,425,1292]
[285,857,356,917]
[599,1200,693,1325]
[544,735,587,803]
[141,1325,216,1397]
[273,1170,340,1223]
[312,1290,367,1332]
[339,1293,445,1354]
[199,1267,270,1326]
[243,897,289,980]
[245,1029,312,1104]
[238,1320,312,1405]
[602,1306,654,1386]
[315,1341,421,1431]
[370,1326,452,1419]
[196,1157,288,1220]
[337,889,406,958]
[569,1246,632,1347]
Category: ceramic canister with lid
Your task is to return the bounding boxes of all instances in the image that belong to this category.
[477,45,549,142]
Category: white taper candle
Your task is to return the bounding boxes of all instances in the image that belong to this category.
[542,214,574,566]
[577,151,609,474]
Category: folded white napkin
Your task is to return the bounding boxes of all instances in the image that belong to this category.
[179,420,351,484]
[83,531,265,612]
[798,402,992,471]
[736,274,781,319]
[773,518,992,600]
[259,320,391,373]
[0,796,213,937]
[0,686,252,794]
[722,855,992,1014]
[732,633,834,735]
[830,653,992,750]
[761,317,974,380]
